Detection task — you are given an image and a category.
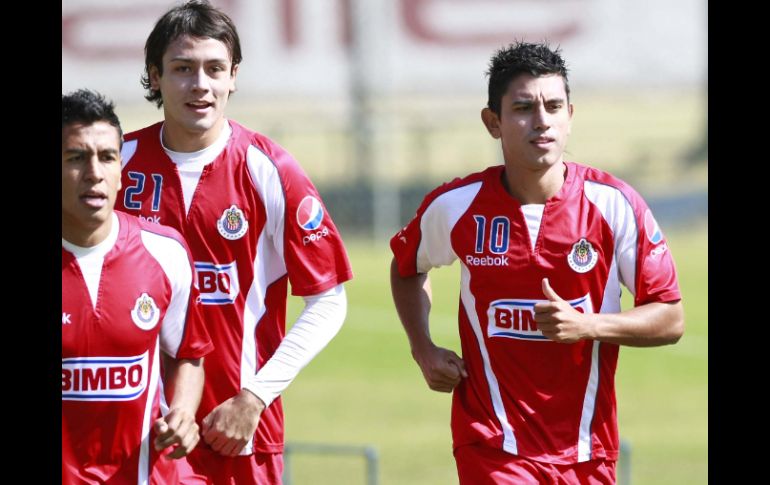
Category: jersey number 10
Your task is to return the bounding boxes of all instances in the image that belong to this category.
[474,215,510,254]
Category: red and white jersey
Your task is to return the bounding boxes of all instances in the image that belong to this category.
[391,163,681,464]
[116,121,353,454]
[62,211,213,484]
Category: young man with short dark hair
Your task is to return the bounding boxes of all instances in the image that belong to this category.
[390,42,684,484]
[62,88,212,483]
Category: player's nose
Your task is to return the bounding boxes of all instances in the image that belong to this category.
[191,67,211,91]
[82,155,104,182]
[532,105,551,130]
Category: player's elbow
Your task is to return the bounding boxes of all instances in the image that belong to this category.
[663,319,684,345]
[661,302,685,345]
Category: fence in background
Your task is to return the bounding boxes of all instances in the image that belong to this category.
[283,442,379,485]
[282,438,633,485]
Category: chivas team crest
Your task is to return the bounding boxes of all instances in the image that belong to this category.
[217,204,249,240]
[131,293,160,330]
[567,238,598,273]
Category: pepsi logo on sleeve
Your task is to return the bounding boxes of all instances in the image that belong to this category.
[297,196,324,230]
[644,210,663,244]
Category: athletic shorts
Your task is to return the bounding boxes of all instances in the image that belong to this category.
[181,445,284,485]
[454,443,616,485]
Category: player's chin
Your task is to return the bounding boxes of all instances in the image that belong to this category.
[82,211,112,228]
[533,156,561,169]
[193,114,223,130]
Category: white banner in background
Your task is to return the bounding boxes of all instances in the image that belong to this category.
[62,0,706,102]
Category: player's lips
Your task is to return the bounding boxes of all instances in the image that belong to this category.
[186,101,214,112]
[530,136,555,148]
[81,190,108,209]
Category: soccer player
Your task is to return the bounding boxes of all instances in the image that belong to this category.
[115,1,353,483]
[62,89,213,483]
[389,42,685,484]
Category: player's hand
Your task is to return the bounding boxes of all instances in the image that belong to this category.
[201,390,265,457]
[534,278,590,343]
[153,407,200,459]
[412,343,468,393]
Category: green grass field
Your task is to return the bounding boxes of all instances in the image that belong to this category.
[282,223,708,485]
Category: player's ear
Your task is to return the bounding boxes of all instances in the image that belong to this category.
[229,64,239,94]
[149,66,161,90]
[481,107,501,139]
[116,158,122,192]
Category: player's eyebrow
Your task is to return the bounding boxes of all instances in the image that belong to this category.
[63,147,119,156]
[63,148,89,155]
[168,56,230,64]
[511,97,566,105]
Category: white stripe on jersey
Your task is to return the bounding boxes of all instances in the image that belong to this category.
[583,180,639,296]
[239,145,290,455]
[569,293,598,462]
[599,257,622,314]
[580,181,639,462]
[246,145,286,262]
[137,342,160,485]
[416,182,482,272]
[577,340,600,462]
[121,139,138,170]
[140,230,193,358]
[460,265,518,454]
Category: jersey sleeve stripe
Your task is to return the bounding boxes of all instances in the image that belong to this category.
[140,229,193,358]
[583,180,638,297]
[120,139,138,170]
[245,144,286,263]
[416,181,483,272]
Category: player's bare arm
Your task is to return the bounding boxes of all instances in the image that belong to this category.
[533,278,684,346]
[154,356,205,458]
[390,258,467,393]
[201,389,266,457]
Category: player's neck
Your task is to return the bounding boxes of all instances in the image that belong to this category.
[502,161,566,204]
[62,215,114,248]
[161,118,227,153]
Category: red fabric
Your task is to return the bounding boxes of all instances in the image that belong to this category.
[455,443,616,485]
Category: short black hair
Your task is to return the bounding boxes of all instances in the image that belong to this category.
[62,89,123,147]
[141,0,242,107]
[486,41,570,115]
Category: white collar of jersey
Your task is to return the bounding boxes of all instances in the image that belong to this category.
[62,212,120,258]
[161,120,232,172]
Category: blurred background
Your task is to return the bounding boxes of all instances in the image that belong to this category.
[63,0,708,483]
